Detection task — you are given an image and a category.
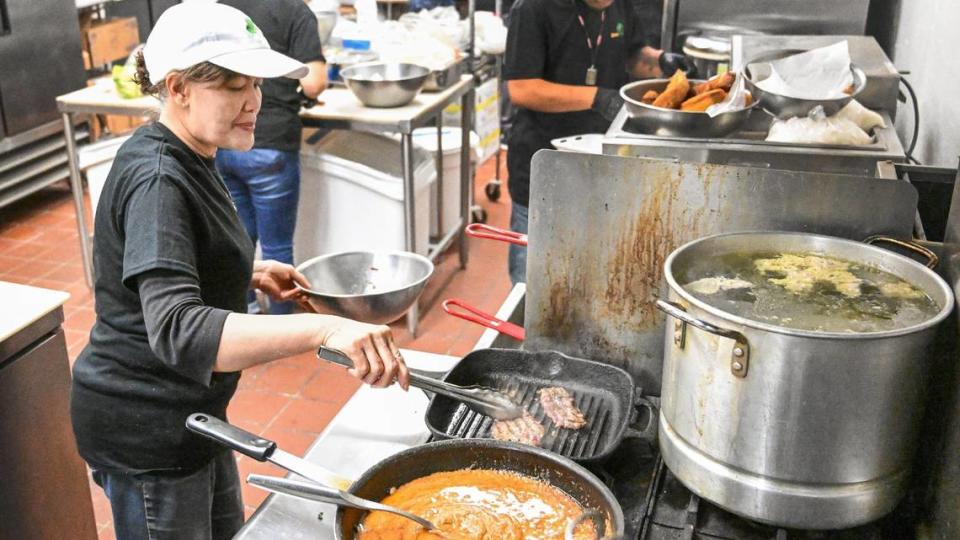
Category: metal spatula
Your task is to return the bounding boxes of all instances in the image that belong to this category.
[318,346,525,420]
[246,474,439,531]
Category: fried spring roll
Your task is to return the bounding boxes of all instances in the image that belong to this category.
[652,70,690,109]
[693,72,735,95]
[680,89,726,112]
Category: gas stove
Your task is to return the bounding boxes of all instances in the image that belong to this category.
[585,400,915,540]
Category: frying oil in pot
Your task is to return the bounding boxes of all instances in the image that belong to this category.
[679,251,940,333]
[356,469,601,540]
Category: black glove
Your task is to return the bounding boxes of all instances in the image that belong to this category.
[659,52,696,77]
[591,87,624,123]
[297,86,318,109]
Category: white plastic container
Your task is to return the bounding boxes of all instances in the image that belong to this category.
[410,127,478,238]
[296,130,436,262]
[78,135,130,216]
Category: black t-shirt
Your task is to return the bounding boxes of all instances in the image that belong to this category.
[71,122,254,474]
[221,0,324,152]
[504,0,647,207]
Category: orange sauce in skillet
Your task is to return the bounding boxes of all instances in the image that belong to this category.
[357,469,599,540]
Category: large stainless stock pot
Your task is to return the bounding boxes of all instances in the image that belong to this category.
[656,231,953,529]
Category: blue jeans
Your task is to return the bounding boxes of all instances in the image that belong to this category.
[92,450,243,540]
[508,202,528,285]
[216,148,300,314]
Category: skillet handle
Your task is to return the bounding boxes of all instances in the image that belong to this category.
[622,396,658,443]
[442,298,526,341]
[186,413,276,461]
[863,235,939,269]
[655,300,750,378]
[465,223,529,246]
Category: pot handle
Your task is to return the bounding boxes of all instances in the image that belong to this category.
[465,223,529,246]
[863,235,939,269]
[565,509,607,540]
[442,298,526,340]
[655,300,750,378]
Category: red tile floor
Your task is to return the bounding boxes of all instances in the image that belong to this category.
[0,151,513,539]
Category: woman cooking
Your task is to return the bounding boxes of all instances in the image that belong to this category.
[69,4,409,539]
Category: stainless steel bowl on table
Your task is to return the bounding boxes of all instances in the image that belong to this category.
[744,50,868,119]
[620,78,758,138]
[295,251,434,324]
[340,62,430,108]
[655,231,953,529]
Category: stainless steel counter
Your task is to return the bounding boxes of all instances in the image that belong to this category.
[603,108,905,177]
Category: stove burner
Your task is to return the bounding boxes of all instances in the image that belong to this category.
[580,395,916,540]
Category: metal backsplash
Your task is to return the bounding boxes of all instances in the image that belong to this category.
[524,151,917,392]
[661,0,870,51]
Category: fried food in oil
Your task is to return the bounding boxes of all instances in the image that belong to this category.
[652,70,690,109]
[693,72,734,95]
[641,89,659,104]
[680,89,726,112]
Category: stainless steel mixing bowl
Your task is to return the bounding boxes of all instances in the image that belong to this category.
[743,50,867,119]
[620,78,758,138]
[340,62,430,108]
[296,251,434,324]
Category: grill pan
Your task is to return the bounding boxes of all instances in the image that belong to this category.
[425,348,646,463]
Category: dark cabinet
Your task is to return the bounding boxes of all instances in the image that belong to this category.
[0,0,85,137]
[0,305,97,540]
[106,0,181,44]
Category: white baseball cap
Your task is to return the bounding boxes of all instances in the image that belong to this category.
[143,2,309,86]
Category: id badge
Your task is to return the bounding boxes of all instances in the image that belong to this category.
[585,66,597,86]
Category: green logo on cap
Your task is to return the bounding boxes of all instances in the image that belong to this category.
[245,17,259,35]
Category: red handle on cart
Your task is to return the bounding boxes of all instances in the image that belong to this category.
[442,298,526,341]
[465,224,528,247]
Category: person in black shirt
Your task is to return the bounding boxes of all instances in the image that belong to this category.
[70,5,409,539]
[215,0,327,314]
[503,0,690,284]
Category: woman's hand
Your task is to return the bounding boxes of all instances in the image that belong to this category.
[322,319,410,390]
[252,260,310,308]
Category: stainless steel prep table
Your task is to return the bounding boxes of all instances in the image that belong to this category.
[55,75,476,335]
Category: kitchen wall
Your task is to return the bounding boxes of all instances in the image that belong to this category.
[869,0,960,169]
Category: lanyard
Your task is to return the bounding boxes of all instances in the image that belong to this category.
[576,9,606,69]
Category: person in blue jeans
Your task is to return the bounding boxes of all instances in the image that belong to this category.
[218,0,328,314]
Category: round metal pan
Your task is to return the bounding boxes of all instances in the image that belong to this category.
[620,78,758,138]
[338,439,625,539]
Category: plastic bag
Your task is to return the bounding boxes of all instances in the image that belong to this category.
[766,106,872,146]
[112,45,143,99]
[706,72,750,117]
[835,100,886,131]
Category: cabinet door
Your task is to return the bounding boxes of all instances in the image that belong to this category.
[0,329,97,540]
[0,0,85,136]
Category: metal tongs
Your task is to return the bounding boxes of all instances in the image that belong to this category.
[246,474,438,531]
[318,346,525,420]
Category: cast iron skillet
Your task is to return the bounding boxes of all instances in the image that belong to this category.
[425,348,656,463]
